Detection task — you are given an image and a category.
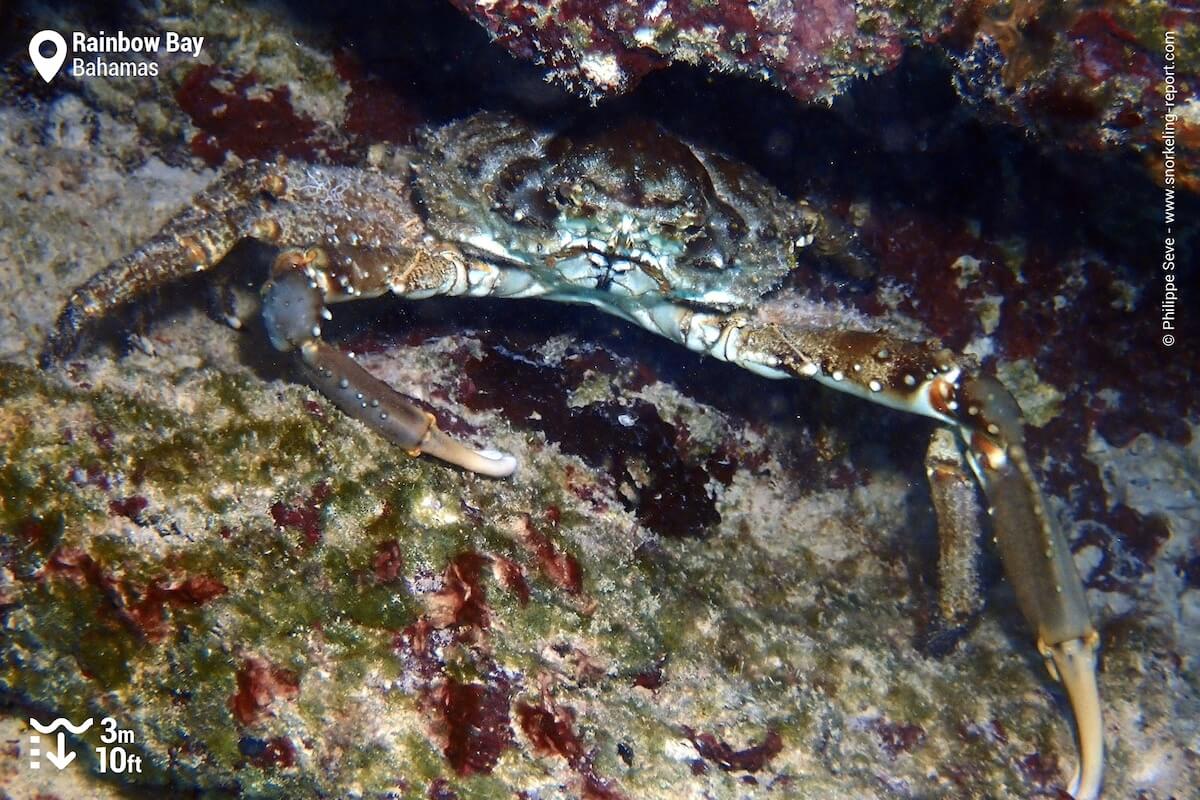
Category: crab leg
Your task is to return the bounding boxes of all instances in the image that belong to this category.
[924,428,986,634]
[654,312,1104,799]
[39,159,430,364]
[40,162,277,366]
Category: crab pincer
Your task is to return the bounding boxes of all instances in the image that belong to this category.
[959,377,1103,800]
[262,262,517,478]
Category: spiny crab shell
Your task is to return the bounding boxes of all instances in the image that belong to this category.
[414,113,817,312]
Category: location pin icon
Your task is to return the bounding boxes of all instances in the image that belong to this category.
[29,30,67,83]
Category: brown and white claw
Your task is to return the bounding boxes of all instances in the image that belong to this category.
[263,267,517,478]
[299,341,517,477]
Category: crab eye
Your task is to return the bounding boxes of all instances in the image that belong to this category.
[555,182,576,206]
[684,236,726,270]
[491,157,554,227]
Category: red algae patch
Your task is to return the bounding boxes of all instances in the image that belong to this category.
[176,65,321,166]
[516,695,627,800]
[270,481,331,546]
[229,656,301,727]
[682,726,784,773]
[507,513,583,596]
[427,551,492,634]
[435,677,514,776]
[40,547,226,642]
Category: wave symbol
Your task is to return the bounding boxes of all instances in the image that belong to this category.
[29,717,94,735]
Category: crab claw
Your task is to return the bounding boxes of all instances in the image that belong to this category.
[300,341,518,478]
[957,377,1104,799]
[1044,634,1104,800]
[263,268,517,478]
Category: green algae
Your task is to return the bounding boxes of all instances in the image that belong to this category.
[1,358,628,795]
[0,362,416,791]
[0,356,1156,798]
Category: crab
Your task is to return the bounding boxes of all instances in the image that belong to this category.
[42,112,1104,799]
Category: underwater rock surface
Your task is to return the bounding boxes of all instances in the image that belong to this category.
[449,0,953,104]
[1,1,1198,799]
[452,0,1199,188]
[945,0,1200,192]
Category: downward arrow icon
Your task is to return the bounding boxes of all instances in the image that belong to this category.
[44,732,75,770]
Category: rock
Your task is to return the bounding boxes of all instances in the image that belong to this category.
[450,0,957,104]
